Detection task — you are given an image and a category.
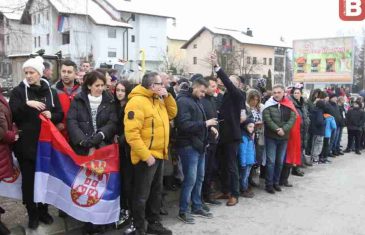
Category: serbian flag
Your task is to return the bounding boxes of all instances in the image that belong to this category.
[263,96,302,165]
[34,115,120,225]
[57,15,66,32]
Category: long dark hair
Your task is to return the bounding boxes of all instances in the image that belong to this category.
[114,80,132,104]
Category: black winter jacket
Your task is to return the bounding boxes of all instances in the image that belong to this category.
[201,94,218,144]
[309,107,325,136]
[346,107,365,131]
[9,80,63,161]
[175,90,208,153]
[67,91,118,155]
[328,101,345,127]
[216,69,245,144]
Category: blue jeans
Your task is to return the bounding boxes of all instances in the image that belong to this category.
[178,146,205,214]
[240,165,252,191]
[330,128,340,153]
[265,137,288,187]
[334,127,343,152]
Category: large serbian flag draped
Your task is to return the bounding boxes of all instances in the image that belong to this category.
[34,115,120,224]
[263,96,302,165]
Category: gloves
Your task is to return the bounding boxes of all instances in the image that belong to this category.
[80,138,93,148]
[89,132,104,146]
[80,132,104,148]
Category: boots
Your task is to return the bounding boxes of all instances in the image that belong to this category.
[0,207,10,235]
[26,203,39,229]
[248,167,258,187]
[38,204,54,225]
[291,167,304,177]
[279,164,293,187]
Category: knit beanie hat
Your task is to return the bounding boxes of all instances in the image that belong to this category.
[329,93,338,100]
[22,56,45,77]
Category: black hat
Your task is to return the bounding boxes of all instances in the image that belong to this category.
[242,118,255,127]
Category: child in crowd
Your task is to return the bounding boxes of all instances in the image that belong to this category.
[238,119,256,198]
[309,100,326,164]
[321,107,337,164]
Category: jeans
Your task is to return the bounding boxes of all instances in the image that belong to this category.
[321,138,330,158]
[178,146,205,214]
[220,142,240,198]
[330,128,340,153]
[240,165,252,191]
[265,137,288,187]
[132,159,163,231]
[335,127,343,152]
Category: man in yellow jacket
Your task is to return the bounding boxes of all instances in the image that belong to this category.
[124,72,177,235]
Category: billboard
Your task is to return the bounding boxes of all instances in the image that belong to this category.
[293,37,354,84]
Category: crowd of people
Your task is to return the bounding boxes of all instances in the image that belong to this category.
[0,53,364,235]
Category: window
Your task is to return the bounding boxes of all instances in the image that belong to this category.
[269,58,273,65]
[46,11,49,21]
[253,57,257,65]
[38,36,40,47]
[108,49,117,57]
[34,37,37,48]
[274,57,284,72]
[193,57,197,65]
[5,19,9,27]
[46,34,50,45]
[131,35,135,42]
[263,58,267,65]
[32,15,36,24]
[247,56,251,64]
[193,44,197,49]
[37,14,40,24]
[62,31,70,45]
[108,28,117,38]
[222,38,227,46]
[6,35,9,45]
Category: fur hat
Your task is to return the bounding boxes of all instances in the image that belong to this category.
[22,56,45,77]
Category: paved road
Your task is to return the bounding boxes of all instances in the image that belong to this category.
[3,150,365,235]
[107,151,365,235]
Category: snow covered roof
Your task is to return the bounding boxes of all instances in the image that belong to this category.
[0,0,28,20]
[167,28,189,41]
[182,26,291,49]
[49,0,132,28]
[105,0,174,18]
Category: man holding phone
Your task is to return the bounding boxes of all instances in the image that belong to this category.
[175,77,218,224]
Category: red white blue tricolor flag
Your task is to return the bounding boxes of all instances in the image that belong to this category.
[34,116,120,224]
[57,15,66,32]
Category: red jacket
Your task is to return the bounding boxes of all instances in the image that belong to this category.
[53,81,81,140]
[0,93,17,179]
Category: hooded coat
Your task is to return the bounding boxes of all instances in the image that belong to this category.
[9,79,63,161]
[124,85,177,164]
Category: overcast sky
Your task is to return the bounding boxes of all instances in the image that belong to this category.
[144,0,365,43]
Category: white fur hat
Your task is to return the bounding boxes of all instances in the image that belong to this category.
[22,56,45,77]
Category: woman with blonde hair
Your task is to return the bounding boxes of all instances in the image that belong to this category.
[245,89,265,187]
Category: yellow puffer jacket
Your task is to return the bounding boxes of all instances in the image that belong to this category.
[124,85,177,164]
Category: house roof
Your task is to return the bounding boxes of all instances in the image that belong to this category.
[104,0,174,19]
[48,0,132,28]
[0,0,28,20]
[181,26,291,49]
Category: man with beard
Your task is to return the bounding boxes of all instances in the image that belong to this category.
[53,60,81,140]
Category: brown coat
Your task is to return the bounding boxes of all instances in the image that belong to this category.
[0,93,16,179]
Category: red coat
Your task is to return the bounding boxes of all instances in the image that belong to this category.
[53,81,81,141]
[280,97,302,165]
[0,93,17,179]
